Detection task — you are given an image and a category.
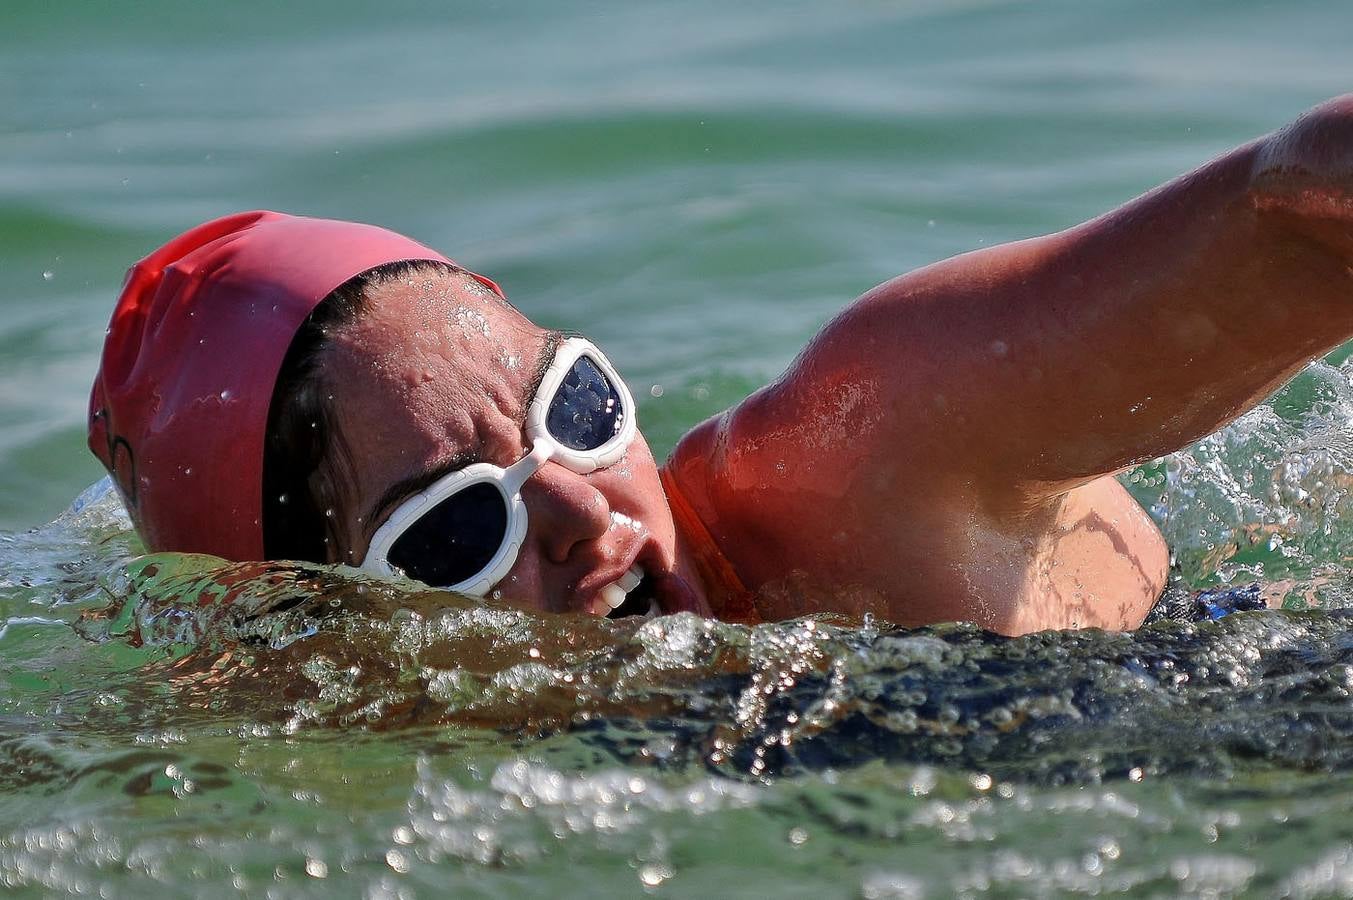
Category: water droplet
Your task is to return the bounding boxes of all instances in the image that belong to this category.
[788,827,809,845]
[41,270,54,281]
[219,389,233,401]
[650,384,665,398]
[277,494,290,505]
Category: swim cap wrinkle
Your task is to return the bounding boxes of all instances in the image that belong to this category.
[89,210,503,561]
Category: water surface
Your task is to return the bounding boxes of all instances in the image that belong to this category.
[5,1,1353,895]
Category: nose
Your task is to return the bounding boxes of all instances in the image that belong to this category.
[521,461,612,564]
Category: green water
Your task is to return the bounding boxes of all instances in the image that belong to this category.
[6,1,1353,896]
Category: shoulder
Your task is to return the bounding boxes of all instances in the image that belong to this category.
[660,338,923,590]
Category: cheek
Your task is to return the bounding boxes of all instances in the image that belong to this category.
[614,432,658,478]
[598,443,670,529]
[599,440,653,494]
[487,553,544,606]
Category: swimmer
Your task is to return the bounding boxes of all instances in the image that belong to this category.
[87,95,1353,635]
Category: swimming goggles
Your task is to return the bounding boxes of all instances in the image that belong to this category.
[358,337,636,596]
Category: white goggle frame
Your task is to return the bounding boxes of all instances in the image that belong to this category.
[358,337,636,596]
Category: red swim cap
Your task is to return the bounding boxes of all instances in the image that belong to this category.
[88,210,504,561]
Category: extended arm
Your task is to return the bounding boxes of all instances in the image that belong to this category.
[667,96,1353,632]
[810,95,1353,506]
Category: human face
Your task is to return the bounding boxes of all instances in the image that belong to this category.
[319,269,708,618]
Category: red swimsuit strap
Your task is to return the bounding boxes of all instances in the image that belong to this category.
[659,468,761,625]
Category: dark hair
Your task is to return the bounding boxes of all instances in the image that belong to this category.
[262,259,462,562]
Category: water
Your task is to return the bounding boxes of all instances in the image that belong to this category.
[5,1,1353,895]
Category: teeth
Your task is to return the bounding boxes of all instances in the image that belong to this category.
[618,564,644,592]
[599,582,628,610]
[591,565,648,616]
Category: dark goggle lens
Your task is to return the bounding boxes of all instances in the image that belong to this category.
[546,355,626,451]
[387,482,508,587]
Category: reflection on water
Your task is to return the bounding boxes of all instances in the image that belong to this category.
[3,367,1353,893]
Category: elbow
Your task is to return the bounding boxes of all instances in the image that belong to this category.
[1250,94,1353,259]
[1251,95,1353,214]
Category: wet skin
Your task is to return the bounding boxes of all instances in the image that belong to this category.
[326,95,1353,635]
[319,273,711,619]
[666,94,1353,633]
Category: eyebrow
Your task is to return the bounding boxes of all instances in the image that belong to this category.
[362,329,564,537]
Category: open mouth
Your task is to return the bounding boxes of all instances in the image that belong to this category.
[604,567,662,619]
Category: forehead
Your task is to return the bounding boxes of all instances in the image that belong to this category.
[339,267,532,353]
[328,269,543,404]
[320,270,550,501]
